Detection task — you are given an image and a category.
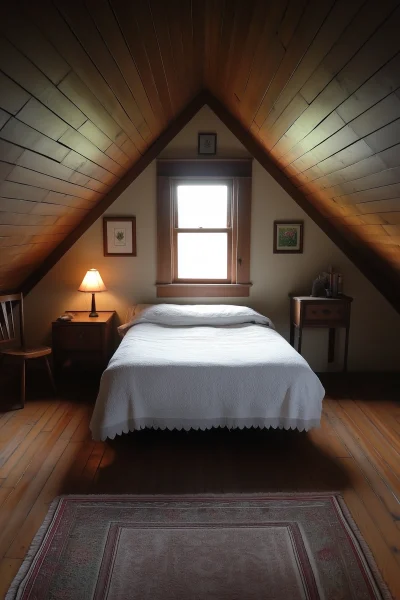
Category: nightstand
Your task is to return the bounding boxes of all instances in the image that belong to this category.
[289,295,353,371]
[52,311,115,375]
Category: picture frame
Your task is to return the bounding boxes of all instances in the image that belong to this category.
[198,132,217,155]
[273,221,304,254]
[103,217,136,256]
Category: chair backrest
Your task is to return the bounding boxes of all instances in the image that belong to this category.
[0,293,25,349]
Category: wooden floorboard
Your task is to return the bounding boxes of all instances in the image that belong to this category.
[0,373,399,596]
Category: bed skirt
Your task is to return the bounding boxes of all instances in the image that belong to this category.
[91,416,321,441]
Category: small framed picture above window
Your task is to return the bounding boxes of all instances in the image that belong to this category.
[273,221,303,254]
[103,217,136,256]
[198,132,217,155]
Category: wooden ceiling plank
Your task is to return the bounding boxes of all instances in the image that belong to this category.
[0,72,30,116]
[382,224,400,236]
[0,35,86,130]
[57,72,128,150]
[203,0,225,94]
[0,212,58,227]
[0,162,15,183]
[379,144,400,169]
[192,0,206,88]
[0,198,37,215]
[0,181,49,203]
[268,79,348,154]
[279,112,346,167]
[239,1,289,121]
[337,53,400,123]
[300,139,374,181]
[217,0,254,103]
[57,129,124,177]
[356,199,400,215]
[105,144,131,168]
[378,212,400,225]
[16,98,70,142]
[0,110,10,131]
[312,167,400,200]
[86,0,160,136]
[364,118,400,154]
[20,91,208,296]
[0,117,69,162]
[231,1,272,102]
[301,0,399,104]
[277,0,307,50]
[77,120,113,153]
[42,191,95,211]
[213,0,236,97]
[336,6,400,99]
[55,0,151,148]
[0,5,70,86]
[23,0,144,150]
[13,149,110,195]
[111,0,168,130]
[0,139,25,164]
[135,0,178,119]
[256,0,348,130]
[146,0,184,116]
[5,165,101,201]
[297,155,389,192]
[290,126,360,174]
[178,0,198,99]
[286,93,400,176]
[271,8,400,156]
[334,185,400,206]
[61,151,117,187]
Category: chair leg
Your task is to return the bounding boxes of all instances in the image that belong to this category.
[44,356,57,396]
[21,359,26,407]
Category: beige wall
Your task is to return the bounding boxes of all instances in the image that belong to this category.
[25,106,400,371]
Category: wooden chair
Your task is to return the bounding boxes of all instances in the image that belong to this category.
[0,293,56,408]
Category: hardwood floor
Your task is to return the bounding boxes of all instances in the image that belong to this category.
[0,371,399,598]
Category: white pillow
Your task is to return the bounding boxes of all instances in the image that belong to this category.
[121,304,273,334]
[119,304,154,337]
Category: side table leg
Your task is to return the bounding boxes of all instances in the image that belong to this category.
[328,328,335,363]
[297,327,303,355]
[290,323,295,346]
[344,326,350,372]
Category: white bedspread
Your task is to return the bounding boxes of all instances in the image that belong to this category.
[90,311,325,440]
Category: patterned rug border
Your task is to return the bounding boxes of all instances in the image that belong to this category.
[6,492,393,600]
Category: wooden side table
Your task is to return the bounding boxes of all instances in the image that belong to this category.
[289,295,353,371]
[52,311,115,375]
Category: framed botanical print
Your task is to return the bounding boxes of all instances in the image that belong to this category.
[198,132,217,155]
[273,221,303,254]
[103,217,136,256]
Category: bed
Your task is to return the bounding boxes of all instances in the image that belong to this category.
[90,304,325,440]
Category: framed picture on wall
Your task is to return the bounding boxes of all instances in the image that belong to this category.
[198,132,217,155]
[273,221,303,254]
[103,217,137,256]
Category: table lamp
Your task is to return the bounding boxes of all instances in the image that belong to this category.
[78,269,107,317]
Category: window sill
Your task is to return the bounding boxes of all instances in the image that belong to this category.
[156,283,252,298]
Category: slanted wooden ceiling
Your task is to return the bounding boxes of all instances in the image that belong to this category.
[0,0,400,309]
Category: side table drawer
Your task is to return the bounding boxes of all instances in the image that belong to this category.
[303,303,347,325]
[53,325,102,351]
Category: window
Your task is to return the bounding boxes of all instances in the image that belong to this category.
[174,183,231,282]
[156,159,252,298]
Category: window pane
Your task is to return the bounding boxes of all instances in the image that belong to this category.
[177,185,228,228]
[177,233,228,279]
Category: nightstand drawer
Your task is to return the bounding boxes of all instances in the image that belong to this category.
[304,303,347,324]
[53,326,102,351]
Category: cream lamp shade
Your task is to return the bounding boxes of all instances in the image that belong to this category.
[78,269,106,317]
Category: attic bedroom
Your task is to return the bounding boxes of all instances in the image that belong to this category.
[0,1,399,598]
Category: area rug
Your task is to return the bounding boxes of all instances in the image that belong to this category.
[7,494,391,600]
